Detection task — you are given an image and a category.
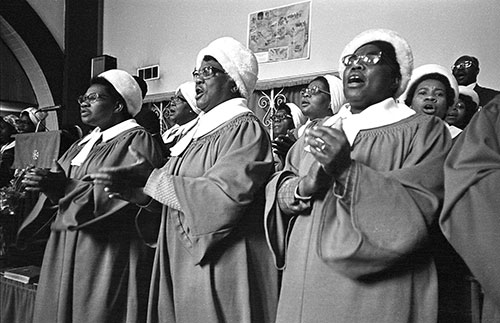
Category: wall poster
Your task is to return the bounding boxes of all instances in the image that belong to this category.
[248,1,311,63]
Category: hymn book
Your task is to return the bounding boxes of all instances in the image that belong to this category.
[2,265,41,284]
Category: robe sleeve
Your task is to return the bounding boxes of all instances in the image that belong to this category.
[45,129,163,232]
[147,117,273,265]
[317,117,451,279]
[439,95,500,306]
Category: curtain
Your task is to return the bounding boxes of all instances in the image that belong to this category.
[0,276,36,323]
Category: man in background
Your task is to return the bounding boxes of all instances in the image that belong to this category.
[452,55,500,107]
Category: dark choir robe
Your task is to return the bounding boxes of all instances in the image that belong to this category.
[440,95,500,322]
[474,84,500,108]
[265,101,451,322]
[19,122,164,323]
[141,99,279,323]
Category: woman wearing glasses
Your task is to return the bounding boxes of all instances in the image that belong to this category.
[271,102,305,171]
[20,69,164,323]
[264,29,450,322]
[271,76,345,172]
[87,37,278,323]
[161,81,201,157]
[296,74,346,138]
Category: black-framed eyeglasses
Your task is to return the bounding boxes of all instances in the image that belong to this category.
[452,61,474,70]
[271,113,292,123]
[300,85,331,97]
[170,95,187,105]
[77,93,107,105]
[342,52,383,67]
[192,65,226,80]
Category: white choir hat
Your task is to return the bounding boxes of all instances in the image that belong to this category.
[399,63,459,106]
[458,85,480,107]
[176,81,202,115]
[98,69,143,117]
[323,74,346,114]
[196,37,258,100]
[338,29,413,98]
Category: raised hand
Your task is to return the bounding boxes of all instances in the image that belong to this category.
[22,160,67,203]
[272,132,296,158]
[304,119,351,179]
[83,146,155,204]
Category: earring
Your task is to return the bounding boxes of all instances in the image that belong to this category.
[231,86,238,94]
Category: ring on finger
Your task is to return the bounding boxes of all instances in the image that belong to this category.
[315,137,326,151]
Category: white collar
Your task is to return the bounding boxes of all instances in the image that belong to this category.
[467,82,477,89]
[169,98,251,156]
[162,118,199,144]
[323,98,416,145]
[446,123,462,138]
[79,119,140,146]
[194,98,250,139]
[1,141,15,154]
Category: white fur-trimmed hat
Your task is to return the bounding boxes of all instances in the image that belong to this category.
[338,29,413,98]
[399,64,459,106]
[98,69,143,117]
[323,74,346,114]
[21,107,47,126]
[458,85,479,107]
[176,81,202,115]
[196,37,258,99]
[286,103,307,128]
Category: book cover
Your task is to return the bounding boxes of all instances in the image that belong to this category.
[2,265,41,284]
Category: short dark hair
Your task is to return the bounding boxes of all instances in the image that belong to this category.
[457,93,479,128]
[404,73,455,108]
[276,102,292,115]
[133,76,148,99]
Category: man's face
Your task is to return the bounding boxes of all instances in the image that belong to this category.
[452,56,478,86]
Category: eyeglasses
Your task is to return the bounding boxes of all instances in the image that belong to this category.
[300,85,331,97]
[452,61,474,70]
[341,52,383,67]
[192,65,226,80]
[170,96,187,105]
[271,113,292,123]
[78,93,107,105]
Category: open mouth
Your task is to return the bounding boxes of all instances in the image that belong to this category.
[346,73,365,87]
[445,115,456,122]
[195,86,204,100]
[422,104,436,115]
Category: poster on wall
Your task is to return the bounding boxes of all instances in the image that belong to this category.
[248,1,311,63]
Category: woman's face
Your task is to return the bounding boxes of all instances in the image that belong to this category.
[343,43,397,114]
[272,109,294,138]
[300,79,331,120]
[410,79,448,120]
[169,91,196,125]
[445,98,467,128]
[79,83,119,130]
[194,58,235,113]
[17,114,36,133]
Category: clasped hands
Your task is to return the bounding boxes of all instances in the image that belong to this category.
[298,119,351,198]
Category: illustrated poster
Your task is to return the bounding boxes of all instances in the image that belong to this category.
[248,1,311,63]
